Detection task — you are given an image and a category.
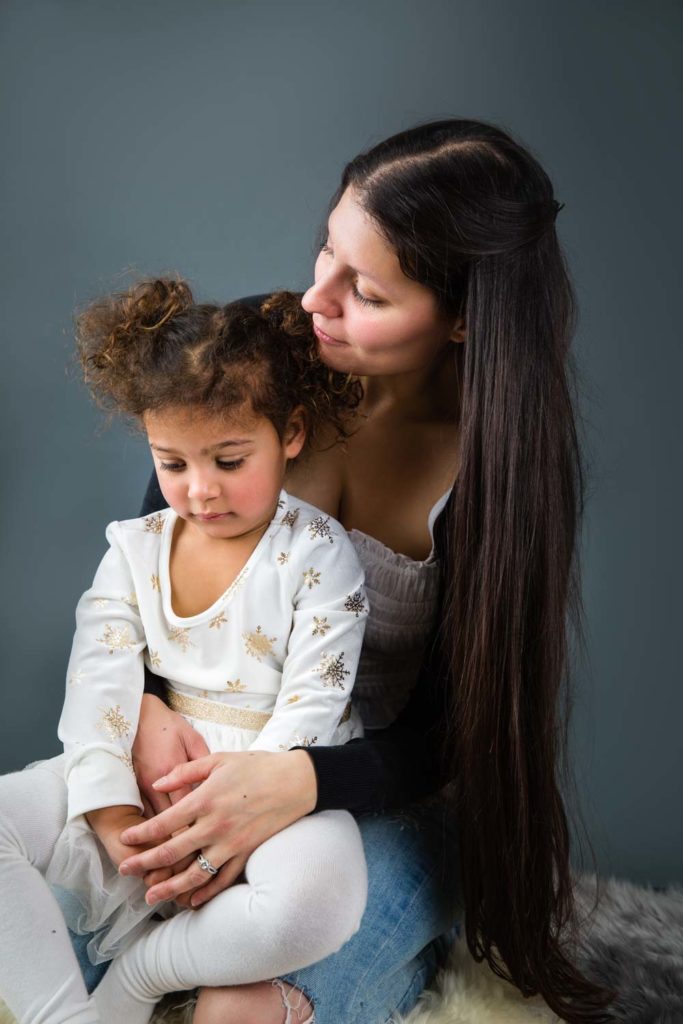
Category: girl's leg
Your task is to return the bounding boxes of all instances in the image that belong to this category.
[196,795,461,1024]
[0,756,100,1024]
[93,810,366,1024]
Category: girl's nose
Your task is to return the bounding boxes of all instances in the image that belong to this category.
[187,472,221,501]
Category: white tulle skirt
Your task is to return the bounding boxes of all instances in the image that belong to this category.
[46,709,260,966]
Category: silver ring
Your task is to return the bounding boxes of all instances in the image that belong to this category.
[197,852,219,876]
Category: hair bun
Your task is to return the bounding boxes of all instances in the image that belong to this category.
[125,278,194,334]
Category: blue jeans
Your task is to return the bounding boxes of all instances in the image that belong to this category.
[72,795,461,1023]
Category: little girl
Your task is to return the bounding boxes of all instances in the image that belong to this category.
[0,279,368,1024]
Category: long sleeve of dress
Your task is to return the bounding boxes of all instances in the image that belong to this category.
[249,522,367,752]
[59,522,147,821]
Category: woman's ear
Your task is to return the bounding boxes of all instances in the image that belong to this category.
[284,406,307,460]
[449,317,466,344]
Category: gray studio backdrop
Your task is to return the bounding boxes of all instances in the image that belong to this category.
[2,0,681,887]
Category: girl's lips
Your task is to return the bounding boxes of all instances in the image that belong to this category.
[313,322,348,347]
[194,512,229,521]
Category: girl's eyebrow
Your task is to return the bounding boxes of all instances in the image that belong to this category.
[149,439,253,455]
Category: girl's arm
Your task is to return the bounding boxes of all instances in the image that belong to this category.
[249,520,368,753]
[59,521,147,827]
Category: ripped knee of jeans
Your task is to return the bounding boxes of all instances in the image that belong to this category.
[271,978,315,1023]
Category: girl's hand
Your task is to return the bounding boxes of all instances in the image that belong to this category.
[86,805,152,869]
[118,749,317,907]
[133,694,210,815]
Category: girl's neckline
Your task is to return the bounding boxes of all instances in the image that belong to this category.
[157,491,289,626]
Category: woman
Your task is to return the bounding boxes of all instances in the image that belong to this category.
[94,119,613,1023]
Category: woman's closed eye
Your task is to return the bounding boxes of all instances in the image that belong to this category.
[321,241,383,307]
[351,283,382,307]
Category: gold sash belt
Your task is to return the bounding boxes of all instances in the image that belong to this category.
[168,689,352,730]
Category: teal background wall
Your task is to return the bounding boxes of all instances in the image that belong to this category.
[2,0,681,886]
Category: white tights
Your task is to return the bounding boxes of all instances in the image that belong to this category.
[0,757,366,1024]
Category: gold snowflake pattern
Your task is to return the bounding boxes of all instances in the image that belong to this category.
[116,750,134,772]
[97,624,134,655]
[316,652,351,690]
[286,694,301,704]
[68,670,85,687]
[150,574,161,592]
[302,568,321,590]
[225,678,246,693]
[277,498,285,511]
[291,735,318,748]
[344,590,367,617]
[209,612,227,629]
[281,507,300,528]
[122,592,139,609]
[94,598,108,609]
[277,551,290,566]
[308,516,334,544]
[97,705,131,741]
[148,649,161,668]
[144,513,165,534]
[312,616,330,637]
[243,626,277,662]
[168,626,194,652]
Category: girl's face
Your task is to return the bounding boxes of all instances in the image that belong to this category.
[145,404,305,541]
[302,186,462,377]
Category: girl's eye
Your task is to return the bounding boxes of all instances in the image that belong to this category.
[352,283,382,307]
[320,241,333,256]
[159,461,185,472]
[217,458,245,472]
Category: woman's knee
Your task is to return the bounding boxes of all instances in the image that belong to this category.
[194,981,314,1024]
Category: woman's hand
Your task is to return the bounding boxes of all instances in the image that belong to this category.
[118,749,317,907]
[133,694,210,815]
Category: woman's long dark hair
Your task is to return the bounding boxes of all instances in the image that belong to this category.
[339,121,614,1021]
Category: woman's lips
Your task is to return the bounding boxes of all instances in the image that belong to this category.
[313,322,348,347]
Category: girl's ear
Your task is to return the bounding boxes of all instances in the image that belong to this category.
[284,406,307,459]
[449,316,466,344]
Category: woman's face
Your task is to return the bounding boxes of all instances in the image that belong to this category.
[302,187,460,377]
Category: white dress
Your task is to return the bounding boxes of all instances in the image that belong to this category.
[46,489,367,961]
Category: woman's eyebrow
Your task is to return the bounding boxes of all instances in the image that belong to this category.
[326,224,391,291]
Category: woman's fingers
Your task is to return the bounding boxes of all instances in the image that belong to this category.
[119,786,202,848]
[151,755,215,793]
[190,853,248,907]
[145,847,232,905]
[120,823,210,875]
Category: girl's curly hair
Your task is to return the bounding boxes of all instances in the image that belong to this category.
[76,277,361,448]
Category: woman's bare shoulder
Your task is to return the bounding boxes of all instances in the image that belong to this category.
[285,432,346,517]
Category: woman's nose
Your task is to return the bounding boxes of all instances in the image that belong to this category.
[302,274,342,319]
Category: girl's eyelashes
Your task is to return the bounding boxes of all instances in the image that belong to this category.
[158,458,245,473]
